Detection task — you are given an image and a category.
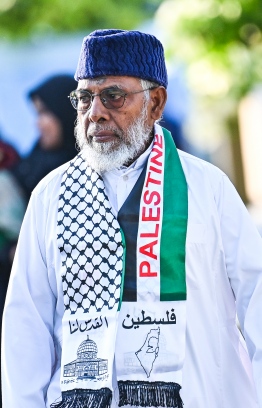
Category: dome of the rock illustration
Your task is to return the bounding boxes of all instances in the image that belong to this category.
[77,335,98,359]
[63,335,108,379]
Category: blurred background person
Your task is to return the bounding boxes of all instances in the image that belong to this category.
[10,74,77,203]
[0,138,19,170]
[0,75,77,405]
[0,134,24,290]
[0,135,25,408]
[0,134,24,286]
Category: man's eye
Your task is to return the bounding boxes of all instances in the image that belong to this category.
[106,91,123,100]
[80,95,91,103]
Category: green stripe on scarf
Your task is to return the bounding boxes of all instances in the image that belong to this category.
[160,127,188,301]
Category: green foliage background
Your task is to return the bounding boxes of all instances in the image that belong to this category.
[155,0,262,99]
[153,0,262,199]
[0,0,161,39]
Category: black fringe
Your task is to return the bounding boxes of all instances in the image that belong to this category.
[118,380,183,407]
[50,387,112,408]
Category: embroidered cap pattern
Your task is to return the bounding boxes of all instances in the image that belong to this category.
[57,154,123,314]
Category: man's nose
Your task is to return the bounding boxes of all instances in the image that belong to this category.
[86,94,110,123]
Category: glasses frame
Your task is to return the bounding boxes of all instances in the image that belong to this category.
[68,86,157,111]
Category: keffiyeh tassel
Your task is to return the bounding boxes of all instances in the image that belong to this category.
[51,388,112,408]
[118,381,183,407]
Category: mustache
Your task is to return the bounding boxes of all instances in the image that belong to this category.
[86,124,123,139]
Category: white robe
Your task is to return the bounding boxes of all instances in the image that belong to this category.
[2,146,262,408]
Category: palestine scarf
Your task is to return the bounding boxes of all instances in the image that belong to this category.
[53,125,188,408]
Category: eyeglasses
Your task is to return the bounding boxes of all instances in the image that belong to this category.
[68,86,157,111]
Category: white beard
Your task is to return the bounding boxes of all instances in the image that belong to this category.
[75,105,153,173]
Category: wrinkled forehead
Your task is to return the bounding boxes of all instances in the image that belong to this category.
[77,76,142,90]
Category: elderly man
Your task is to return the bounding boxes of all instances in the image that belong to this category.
[2,29,262,408]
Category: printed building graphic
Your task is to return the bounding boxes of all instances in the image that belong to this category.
[64,336,108,379]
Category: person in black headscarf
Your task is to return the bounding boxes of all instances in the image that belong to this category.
[11,74,77,202]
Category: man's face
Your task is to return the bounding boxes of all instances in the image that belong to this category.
[75,76,155,172]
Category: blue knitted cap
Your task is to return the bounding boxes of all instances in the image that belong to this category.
[74,29,168,88]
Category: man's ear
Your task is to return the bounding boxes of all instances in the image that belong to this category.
[149,86,167,121]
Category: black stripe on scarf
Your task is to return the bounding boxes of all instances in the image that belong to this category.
[117,165,147,302]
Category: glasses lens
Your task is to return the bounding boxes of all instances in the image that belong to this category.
[70,90,92,111]
[69,92,78,110]
[101,89,125,109]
